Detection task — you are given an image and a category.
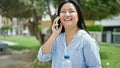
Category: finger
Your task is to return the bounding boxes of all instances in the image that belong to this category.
[59,23,62,29]
[53,17,60,24]
[52,24,56,29]
[58,23,63,31]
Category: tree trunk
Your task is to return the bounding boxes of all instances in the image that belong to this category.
[31,10,44,44]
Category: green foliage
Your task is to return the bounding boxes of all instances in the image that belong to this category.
[0,0,120,20]
[0,0,31,18]
[19,0,47,17]
[38,25,43,32]
[86,25,103,31]
[78,0,120,20]
[1,26,12,31]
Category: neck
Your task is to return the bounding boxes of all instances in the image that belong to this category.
[65,27,80,46]
[65,27,80,37]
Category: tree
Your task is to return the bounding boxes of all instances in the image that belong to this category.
[0,0,48,44]
[0,0,120,44]
[77,0,120,20]
[0,0,31,19]
[19,0,49,44]
[42,0,120,20]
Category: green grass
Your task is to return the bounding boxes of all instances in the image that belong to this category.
[0,36,40,50]
[100,43,120,68]
[33,62,51,68]
[0,36,120,68]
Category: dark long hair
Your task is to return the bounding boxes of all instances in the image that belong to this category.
[57,0,89,33]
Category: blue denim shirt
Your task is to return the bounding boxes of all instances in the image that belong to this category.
[38,30,102,68]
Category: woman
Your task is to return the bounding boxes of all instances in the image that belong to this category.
[38,0,102,68]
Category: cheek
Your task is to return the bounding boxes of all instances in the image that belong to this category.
[72,14,78,22]
[60,14,63,19]
[59,16,64,22]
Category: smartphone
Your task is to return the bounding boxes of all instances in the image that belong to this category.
[55,19,60,30]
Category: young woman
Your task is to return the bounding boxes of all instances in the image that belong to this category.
[38,0,102,68]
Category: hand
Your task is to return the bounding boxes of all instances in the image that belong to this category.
[52,17,63,36]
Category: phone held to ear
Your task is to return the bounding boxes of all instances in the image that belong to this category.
[55,20,60,30]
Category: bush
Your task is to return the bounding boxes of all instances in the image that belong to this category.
[1,25,12,31]
[86,25,103,31]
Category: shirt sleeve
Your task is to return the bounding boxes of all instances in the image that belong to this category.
[37,38,57,62]
[37,46,52,62]
[83,37,102,68]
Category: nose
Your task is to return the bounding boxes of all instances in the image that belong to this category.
[66,11,70,16]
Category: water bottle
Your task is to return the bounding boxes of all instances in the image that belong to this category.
[62,55,72,68]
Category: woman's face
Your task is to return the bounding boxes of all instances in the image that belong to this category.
[60,3,78,29]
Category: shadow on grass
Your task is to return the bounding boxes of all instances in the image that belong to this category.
[100,51,109,60]
[9,45,40,51]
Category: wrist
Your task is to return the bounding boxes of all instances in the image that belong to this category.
[51,32,59,38]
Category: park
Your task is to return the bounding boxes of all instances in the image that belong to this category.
[0,0,120,68]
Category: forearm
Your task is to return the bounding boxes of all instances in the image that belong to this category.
[42,33,58,54]
[42,17,62,54]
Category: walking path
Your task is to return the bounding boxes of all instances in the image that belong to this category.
[0,40,18,46]
[0,49,37,68]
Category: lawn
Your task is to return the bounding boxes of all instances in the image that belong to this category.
[100,43,120,68]
[0,36,40,50]
[0,36,120,68]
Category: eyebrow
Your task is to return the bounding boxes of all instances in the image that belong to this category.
[61,8,76,11]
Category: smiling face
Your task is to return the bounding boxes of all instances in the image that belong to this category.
[60,3,78,29]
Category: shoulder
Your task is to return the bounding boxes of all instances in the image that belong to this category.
[77,30,92,40]
[79,30,100,51]
[77,30,98,45]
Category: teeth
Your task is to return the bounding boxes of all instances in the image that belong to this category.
[64,19,72,21]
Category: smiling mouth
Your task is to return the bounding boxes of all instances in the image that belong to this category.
[64,19,72,22]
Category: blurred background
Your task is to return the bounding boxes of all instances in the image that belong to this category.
[0,0,120,68]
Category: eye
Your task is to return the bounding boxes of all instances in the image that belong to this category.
[60,11,66,13]
[69,10,75,13]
